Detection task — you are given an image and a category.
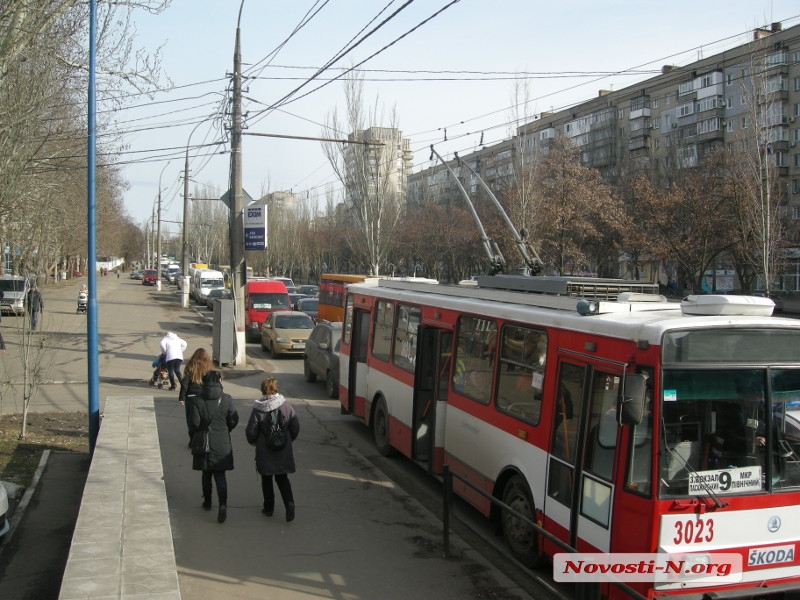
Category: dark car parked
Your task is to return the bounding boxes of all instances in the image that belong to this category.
[303,320,341,398]
[205,287,232,310]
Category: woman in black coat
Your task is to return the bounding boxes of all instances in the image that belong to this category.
[245,377,300,521]
[187,370,239,523]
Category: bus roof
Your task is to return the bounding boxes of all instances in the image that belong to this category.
[347,275,798,346]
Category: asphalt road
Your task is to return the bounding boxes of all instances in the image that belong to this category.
[0,275,564,600]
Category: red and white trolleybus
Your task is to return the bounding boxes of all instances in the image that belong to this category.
[339,274,800,599]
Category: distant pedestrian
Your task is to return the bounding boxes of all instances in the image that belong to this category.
[245,377,300,522]
[160,331,187,391]
[186,370,238,523]
[26,285,44,330]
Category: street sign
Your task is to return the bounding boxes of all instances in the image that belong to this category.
[244,204,267,250]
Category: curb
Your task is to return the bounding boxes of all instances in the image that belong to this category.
[1,449,50,545]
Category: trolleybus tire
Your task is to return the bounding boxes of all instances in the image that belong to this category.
[326,371,338,398]
[501,475,542,568]
[304,358,316,383]
[372,397,395,456]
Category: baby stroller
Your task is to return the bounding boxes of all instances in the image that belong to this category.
[77,290,88,314]
[149,353,170,389]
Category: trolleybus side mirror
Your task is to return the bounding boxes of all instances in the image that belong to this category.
[619,374,646,426]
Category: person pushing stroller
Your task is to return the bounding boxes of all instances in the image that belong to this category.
[77,284,87,314]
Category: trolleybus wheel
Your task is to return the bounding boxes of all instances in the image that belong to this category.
[372,397,395,456]
[501,475,541,567]
[304,358,316,383]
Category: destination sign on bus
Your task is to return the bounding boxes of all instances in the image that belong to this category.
[689,466,762,495]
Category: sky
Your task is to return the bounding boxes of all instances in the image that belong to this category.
[117,0,800,236]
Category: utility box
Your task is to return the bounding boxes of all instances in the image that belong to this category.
[212,299,235,365]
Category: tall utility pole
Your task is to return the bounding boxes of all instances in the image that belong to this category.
[229,2,246,365]
[156,162,170,292]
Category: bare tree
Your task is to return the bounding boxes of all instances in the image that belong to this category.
[322,72,405,276]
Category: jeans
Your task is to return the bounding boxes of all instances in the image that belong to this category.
[30,310,39,330]
[202,470,227,505]
[165,358,182,388]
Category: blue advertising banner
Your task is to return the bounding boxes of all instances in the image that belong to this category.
[244,205,267,250]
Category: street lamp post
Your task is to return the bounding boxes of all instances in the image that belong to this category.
[182,121,206,308]
[156,161,171,292]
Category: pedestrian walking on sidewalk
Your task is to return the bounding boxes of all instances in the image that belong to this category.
[26,285,44,330]
[160,330,187,391]
[245,377,300,522]
[186,370,239,523]
[179,347,213,406]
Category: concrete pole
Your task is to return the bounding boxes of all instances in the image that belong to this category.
[156,162,170,292]
[229,5,246,365]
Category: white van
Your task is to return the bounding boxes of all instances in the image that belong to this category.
[0,275,30,315]
[191,269,225,304]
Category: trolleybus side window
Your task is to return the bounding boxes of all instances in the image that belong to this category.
[453,316,497,405]
[372,300,394,362]
[393,304,420,373]
[548,363,585,508]
[624,368,654,497]
[495,325,547,425]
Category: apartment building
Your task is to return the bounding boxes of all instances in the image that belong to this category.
[407,21,800,287]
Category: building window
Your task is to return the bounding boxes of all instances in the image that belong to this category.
[727,73,733,85]
[665,93,672,105]
[654,138,660,150]
[698,96,723,112]
[794,128,800,142]
[679,102,694,117]
[618,109,625,119]
[775,151,786,168]
[742,116,748,129]
[701,75,713,88]
[795,154,800,168]
[741,68,748,79]
[795,77,800,92]
[796,103,800,117]
[793,180,800,195]
[679,81,694,96]
[727,121,734,133]
[727,97,733,108]
[653,98,660,109]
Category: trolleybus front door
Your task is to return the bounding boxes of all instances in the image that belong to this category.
[546,360,621,553]
[413,327,452,470]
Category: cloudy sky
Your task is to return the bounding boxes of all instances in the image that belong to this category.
[116,0,800,234]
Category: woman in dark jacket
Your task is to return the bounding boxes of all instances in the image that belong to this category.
[187,370,239,523]
[179,348,213,406]
[245,377,300,521]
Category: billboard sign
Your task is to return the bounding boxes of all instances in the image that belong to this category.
[244,205,267,251]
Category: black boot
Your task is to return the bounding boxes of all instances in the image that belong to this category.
[202,496,212,510]
[285,502,295,522]
[218,505,227,523]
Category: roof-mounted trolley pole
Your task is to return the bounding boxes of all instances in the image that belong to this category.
[455,153,543,276]
[430,145,506,275]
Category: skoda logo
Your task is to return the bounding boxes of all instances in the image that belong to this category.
[768,516,782,533]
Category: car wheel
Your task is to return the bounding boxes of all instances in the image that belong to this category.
[269,342,278,357]
[304,358,317,383]
[326,371,338,398]
[372,397,395,456]
[501,475,543,568]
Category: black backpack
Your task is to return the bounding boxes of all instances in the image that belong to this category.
[264,408,287,450]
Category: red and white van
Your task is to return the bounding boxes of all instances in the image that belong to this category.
[244,279,291,342]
